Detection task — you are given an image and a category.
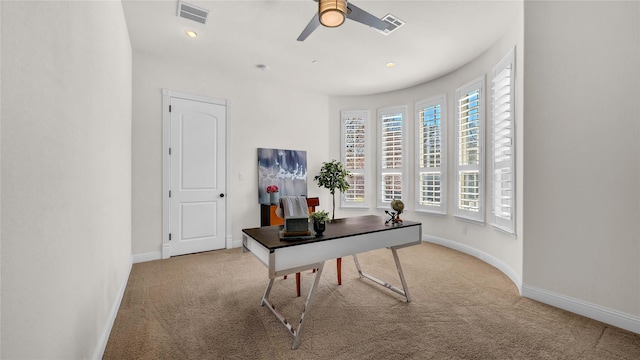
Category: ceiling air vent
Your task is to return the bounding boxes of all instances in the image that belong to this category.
[377,14,405,36]
[177,1,209,25]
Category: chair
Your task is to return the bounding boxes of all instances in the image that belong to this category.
[277,196,341,296]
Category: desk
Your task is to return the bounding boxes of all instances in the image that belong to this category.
[242,215,422,349]
[259,196,321,296]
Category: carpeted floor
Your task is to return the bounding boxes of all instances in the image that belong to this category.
[104,242,640,359]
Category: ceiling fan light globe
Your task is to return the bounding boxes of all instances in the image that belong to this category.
[319,0,347,28]
[320,11,345,27]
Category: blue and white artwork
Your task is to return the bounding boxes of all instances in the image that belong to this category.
[258,148,307,204]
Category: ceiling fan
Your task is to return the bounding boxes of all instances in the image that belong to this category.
[297,0,389,41]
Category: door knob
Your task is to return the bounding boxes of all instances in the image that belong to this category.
[219,193,225,198]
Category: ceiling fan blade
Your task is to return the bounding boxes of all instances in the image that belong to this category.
[297,13,321,41]
[346,2,388,31]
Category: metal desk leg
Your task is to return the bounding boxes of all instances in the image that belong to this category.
[352,247,412,302]
[262,278,275,306]
[261,262,325,350]
[391,247,412,302]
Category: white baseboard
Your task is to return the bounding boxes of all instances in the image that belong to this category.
[162,243,171,259]
[522,284,640,335]
[424,235,522,294]
[132,251,162,263]
[135,241,241,264]
[92,257,133,360]
[226,234,238,249]
[423,235,640,335]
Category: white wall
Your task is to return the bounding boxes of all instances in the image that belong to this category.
[0,0,3,356]
[328,6,524,288]
[523,0,640,322]
[0,1,132,358]
[131,52,331,258]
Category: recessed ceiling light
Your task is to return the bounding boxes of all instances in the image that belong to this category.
[185,30,198,38]
[386,62,396,68]
[256,64,269,71]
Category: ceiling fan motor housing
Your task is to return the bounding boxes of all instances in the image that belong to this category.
[319,0,347,27]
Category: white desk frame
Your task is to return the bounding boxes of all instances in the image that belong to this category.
[242,220,421,349]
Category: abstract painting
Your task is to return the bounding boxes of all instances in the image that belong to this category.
[258,148,307,204]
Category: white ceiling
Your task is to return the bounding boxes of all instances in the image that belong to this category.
[122,0,521,96]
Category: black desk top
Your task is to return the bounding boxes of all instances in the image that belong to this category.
[242,215,421,252]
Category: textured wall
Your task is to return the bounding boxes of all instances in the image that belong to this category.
[1,1,132,358]
[523,1,639,316]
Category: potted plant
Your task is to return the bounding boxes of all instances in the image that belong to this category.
[313,160,352,220]
[310,210,330,236]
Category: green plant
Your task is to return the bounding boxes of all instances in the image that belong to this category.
[313,160,352,220]
[309,210,330,223]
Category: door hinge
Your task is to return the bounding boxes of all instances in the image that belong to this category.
[169,190,171,198]
[169,147,172,155]
[169,233,172,241]
[169,105,172,112]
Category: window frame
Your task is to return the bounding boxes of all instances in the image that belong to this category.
[490,48,516,234]
[340,110,370,209]
[455,76,485,223]
[414,95,447,215]
[377,106,407,209]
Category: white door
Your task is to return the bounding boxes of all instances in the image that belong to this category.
[168,96,226,256]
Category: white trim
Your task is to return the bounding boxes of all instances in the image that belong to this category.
[163,89,228,106]
[132,251,162,264]
[224,100,233,249]
[424,234,640,335]
[92,257,132,360]
[522,284,640,335]
[231,237,243,249]
[423,235,522,294]
[161,89,232,259]
[162,243,171,259]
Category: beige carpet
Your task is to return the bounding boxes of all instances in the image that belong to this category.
[104,242,640,359]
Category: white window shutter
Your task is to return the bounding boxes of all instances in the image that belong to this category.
[341,110,370,208]
[491,48,516,234]
[377,106,407,208]
[415,95,447,214]
[455,77,485,223]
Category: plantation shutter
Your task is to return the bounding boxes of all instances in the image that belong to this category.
[415,96,446,214]
[455,77,485,222]
[378,107,406,207]
[341,110,369,208]
[491,48,516,233]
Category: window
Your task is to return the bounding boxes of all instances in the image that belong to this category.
[377,106,407,208]
[341,110,370,208]
[415,95,446,214]
[455,77,485,222]
[491,48,516,234]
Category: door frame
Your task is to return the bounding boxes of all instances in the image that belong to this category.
[161,89,232,259]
